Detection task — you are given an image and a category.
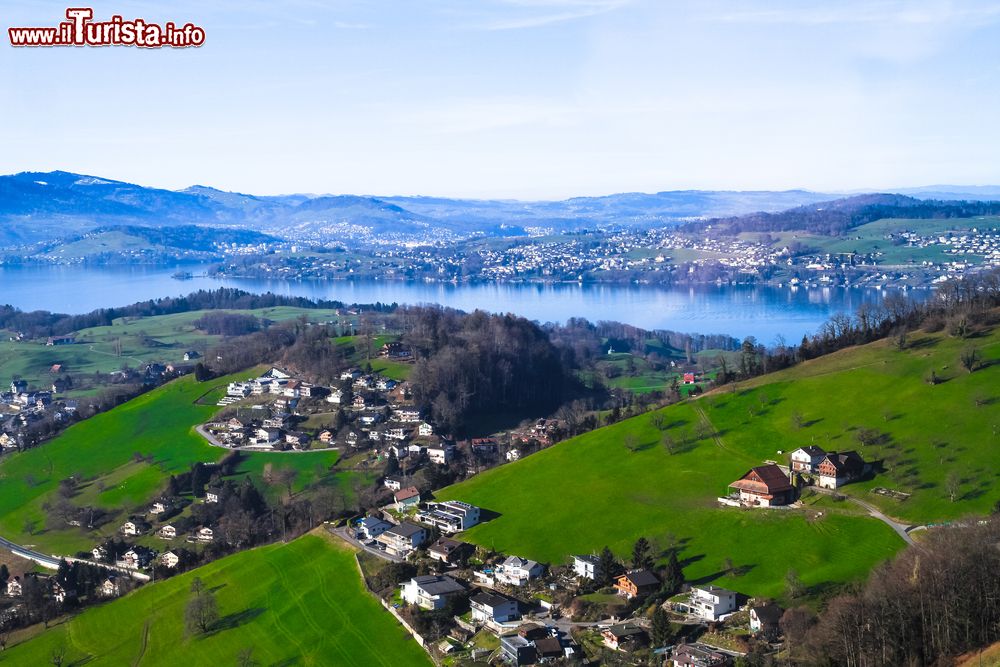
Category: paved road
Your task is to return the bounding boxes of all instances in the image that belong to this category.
[0,534,61,569]
[0,534,150,581]
[812,486,916,545]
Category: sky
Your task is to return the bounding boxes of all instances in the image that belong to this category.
[1,0,1000,199]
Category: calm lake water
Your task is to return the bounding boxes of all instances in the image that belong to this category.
[0,264,923,342]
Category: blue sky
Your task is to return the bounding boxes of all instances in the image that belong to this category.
[2,0,999,198]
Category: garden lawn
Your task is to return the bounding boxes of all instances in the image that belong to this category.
[2,531,430,666]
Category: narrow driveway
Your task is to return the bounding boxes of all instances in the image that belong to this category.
[812,486,916,545]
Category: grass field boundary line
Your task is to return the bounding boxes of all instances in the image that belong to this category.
[692,404,756,465]
[131,619,150,667]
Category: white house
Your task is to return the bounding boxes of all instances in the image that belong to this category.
[327,389,344,405]
[789,445,826,474]
[383,476,404,492]
[572,554,602,580]
[159,525,177,540]
[427,444,455,465]
[687,585,739,621]
[400,575,465,610]
[197,527,214,542]
[149,501,169,515]
[471,591,521,624]
[356,516,393,541]
[416,501,480,534]
[506,448,521,462]
[496,556,544,586]
[418,422,434,437]
[160,551,180,568]
[376,522,427,557]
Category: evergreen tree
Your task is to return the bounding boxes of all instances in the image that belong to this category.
[597,546,618,587]
[661,549,684,596]
[631,536,652,569]
[651,607,671,648]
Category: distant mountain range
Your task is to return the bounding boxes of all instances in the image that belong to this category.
[1,170,998,248]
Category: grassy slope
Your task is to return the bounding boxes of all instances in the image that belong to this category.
[0,369,345,554]
[2,532,429,666]
[739,216,1000,266]
[439,401,901,600]
[701,326,1000,522]
[440,325,999,599]
[0,307,345,394]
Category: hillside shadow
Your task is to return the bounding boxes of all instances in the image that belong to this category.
[210,607,265,633]
[906,337,940,350]
[802,418,824,428]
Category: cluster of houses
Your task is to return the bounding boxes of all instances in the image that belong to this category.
[725,447,869,508]
[0,379,79,453]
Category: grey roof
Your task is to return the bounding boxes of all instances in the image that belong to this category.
[471,591,516,609]
[622,568,659,587]
[607,623,646,638]
[573,554,599,565]
[752,603,784,625]
[412,575,465,596]
[386,522,424,538]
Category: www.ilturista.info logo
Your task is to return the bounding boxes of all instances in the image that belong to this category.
[8,8,205,48]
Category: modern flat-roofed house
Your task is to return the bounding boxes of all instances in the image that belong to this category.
[789,446,827,474]
[671,642,732,667]
[416,500,480,533]
[500,635,536,666]
[471,590,521,624]
[572,554,602,580]
[377,522,427,557]
[728,464,795,507]
[817,451,867,489]
[400,574,465,610]
[687,585,739,621]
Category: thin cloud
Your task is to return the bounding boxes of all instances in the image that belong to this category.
[468,0,630,30]
[708,1,1000,26]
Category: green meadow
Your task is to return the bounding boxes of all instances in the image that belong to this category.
[0,369,350,554]
[1,532,430,666]
[0,306,347,394]
[440,323,999,600]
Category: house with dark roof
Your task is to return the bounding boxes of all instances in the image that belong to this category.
[428,537,471,564]
[817,451,867,489]
[376,522,427,556]
[400,574,466,610]
[728,464,795,507]
[471,590,521,624]
[601,623,648,651]
[500,635,536,666]
[533,636,564,661]
[750,602,784,639]
[671,642,732,667]
[614,568,660,599]
[790,445,827,473]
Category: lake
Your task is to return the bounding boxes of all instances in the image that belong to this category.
[0,264,923,342]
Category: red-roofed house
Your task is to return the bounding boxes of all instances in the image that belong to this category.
[729,465,795,507]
